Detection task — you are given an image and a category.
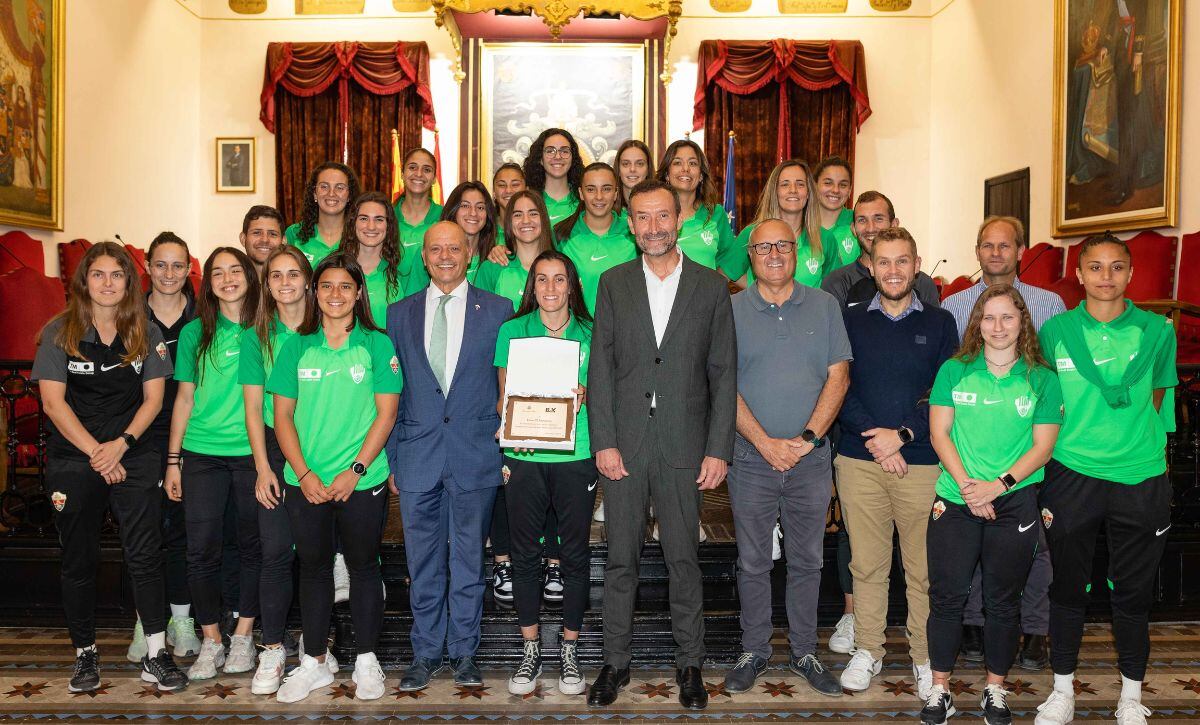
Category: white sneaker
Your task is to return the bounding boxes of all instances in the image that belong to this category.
[771,523,783,561]
[839,649,881,691]
[912,660,933,700]
[1034,689,1075,725]
[224,633,257,674]
[251,646,287,695]
[593,498,604,522]
[126,620,147,663]
[276,653,335,704]
[187,638,225,680]
[829,613,855,654]
[297,635,340,674]
[1114,698,1151,725]
[352,652,387,700]
[334,553,350,603]
[168,617,201,658]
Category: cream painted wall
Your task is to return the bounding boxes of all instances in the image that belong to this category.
[0,0,202,273]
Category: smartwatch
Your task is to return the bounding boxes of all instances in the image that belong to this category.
[998,472,1017,491]
[120,432,137,448]
[897,427,914,444]
[351,461,367,476]
[801,429,826,449]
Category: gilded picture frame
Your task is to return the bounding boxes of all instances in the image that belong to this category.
[477,42,646,186]
[1052,0,1182,237]
[0,0,63,230]
[216,137,256,193]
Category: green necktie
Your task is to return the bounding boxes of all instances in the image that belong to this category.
[428,293,452,391]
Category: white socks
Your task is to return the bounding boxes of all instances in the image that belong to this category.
[1120,675,1143,702]
[1054,672,1075,695]
[170,603,191,619]
[146,632,166,655]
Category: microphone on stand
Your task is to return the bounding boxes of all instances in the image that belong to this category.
[929,258,949,278]
[1017,243,1053,280]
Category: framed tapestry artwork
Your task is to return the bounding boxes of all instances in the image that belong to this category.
[0,0,62,230]
[476,42,646,186]
[216,137,255,193]
[1052,0,1182,237]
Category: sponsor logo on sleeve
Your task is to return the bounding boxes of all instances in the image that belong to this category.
[298,368,322,381]
[1041,507,1054,529]
[390,356,400,375]
[931,500,946,521]
[51,491,67,511]
[156,341,168,360]
[67,361,94,375]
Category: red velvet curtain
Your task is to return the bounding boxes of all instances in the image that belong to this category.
[694,39,871,229]
[261,41,436,224]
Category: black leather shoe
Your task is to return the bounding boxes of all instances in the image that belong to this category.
[451,655,483,686]
[399,656,445,691]
[960,625,984,663]
[676,666,708,710]
[587,665,630,707]
[1017,633,1048,671]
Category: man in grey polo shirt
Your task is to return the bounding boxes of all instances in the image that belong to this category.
[723,219,851,696]
[942,215,1065,672]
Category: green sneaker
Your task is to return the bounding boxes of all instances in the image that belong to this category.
[168,617,202,658]
[126,620,147,663]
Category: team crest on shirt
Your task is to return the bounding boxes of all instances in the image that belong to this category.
[155,341,168,361]
[350,364,366,384]
[806,257,820,275]
[132,356,144,374]
[1041,507,1054,530]
[501,465,511,485]
[389,356,399,375]
[701,230,715,246]
[842,236,855,255]
[931,500,946,521]
[1014,395,1033,418]
[51,491,67,512]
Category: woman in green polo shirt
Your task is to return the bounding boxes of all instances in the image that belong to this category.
[922,284,1062,725]
[284,162,361,267]
[482,164,528,268]
[615,139,653,212]
[238,245,325,695]
[812,156,859,269]
[735,159,827,289]
[393,148,442,297]
[655,139,740,281]
[1033,234,1178,725]
[496,250,594,698]
[439,181,498,284]
[522,127,583,226]
[477,190,555,309]
[163,247,262,682]
[555,162,637,314]
[339,191,402,327]
[267,254,401,704]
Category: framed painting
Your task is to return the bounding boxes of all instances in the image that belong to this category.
[477,42,646,186]
[0,0,62,230]
[1052,0,1182,237]
[216,137,255,192]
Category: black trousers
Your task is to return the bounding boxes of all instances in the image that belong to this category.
[287,481,388,657]
[926,486,1039,675]
[504,456,597,631]
[182,451,260,627]
[150,430,190,608]
[50,450,166,648]
[490,486,562,560]
[1040,460,1171,681]
[258,427,295,646]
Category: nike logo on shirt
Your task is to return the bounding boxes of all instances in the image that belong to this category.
[226,350,240,357]
[590,254,608,262]
[1093,357,1116,365]
[983,398,1003,405]
[100,363,122,372]
[1018,522,1035,532]
[847,301,865,307]
[372,486,385,496]
[587,480,598,492]
[1156,525,1171,537]
[324,370,340,377]
[165,339,178,345]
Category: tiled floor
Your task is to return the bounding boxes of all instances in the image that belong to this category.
[3,624,1200,722]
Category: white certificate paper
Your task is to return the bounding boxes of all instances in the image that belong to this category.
[500,336,581,451]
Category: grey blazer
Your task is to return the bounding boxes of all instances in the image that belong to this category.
[587,254,737,468]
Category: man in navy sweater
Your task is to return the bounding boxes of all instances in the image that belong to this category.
[834,228,958,700]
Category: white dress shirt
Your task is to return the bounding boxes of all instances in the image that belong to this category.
[423,278,469,390]
[642,250,684,407]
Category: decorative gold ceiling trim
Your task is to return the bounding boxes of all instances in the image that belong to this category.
[869,0,911,10]
[295,0,365,14]
[228,0,267,13]
[777,0,847,13]
[709,0,751,11]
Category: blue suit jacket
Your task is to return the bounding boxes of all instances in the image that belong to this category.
[385,284,510,492]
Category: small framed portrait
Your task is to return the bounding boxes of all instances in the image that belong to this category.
[216,137,255,192]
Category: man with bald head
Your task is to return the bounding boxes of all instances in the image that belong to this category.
[385,221,513,691]
[722,219,851,695]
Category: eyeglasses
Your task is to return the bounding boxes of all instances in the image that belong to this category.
[750,241,796,256]
[543,146,572,158]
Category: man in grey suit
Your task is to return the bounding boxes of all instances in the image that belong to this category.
[585,180,737,711]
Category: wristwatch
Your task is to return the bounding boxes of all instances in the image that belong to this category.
[350,461,367,476]
[998,472,1017,491]
[120,432,137,448]
[800,429,826,448]
[897,427,914,444]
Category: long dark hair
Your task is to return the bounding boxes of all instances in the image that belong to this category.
[298,162,361,243]
[656,139,718,221]
[553,162,620,242]
[512,250,593,329]
[440,181,499,262]
[299,253,380,335]
[196,247,259,378]
[502,189,556,258]
[255,245,313,365]
[339,191,401,300]
[522,127,585,196]
[147,231,194,301]
[956,284,1047,370]
[38,241,149,364]
[615,139,654,206]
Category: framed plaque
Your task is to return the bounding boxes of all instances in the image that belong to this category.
[499,337,581,451]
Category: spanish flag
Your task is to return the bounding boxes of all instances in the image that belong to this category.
[431,130,443,205]
[390,129,404,203]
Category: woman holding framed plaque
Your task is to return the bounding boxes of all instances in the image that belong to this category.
[494,250,595,697]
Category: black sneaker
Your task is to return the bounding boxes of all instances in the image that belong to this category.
[542,562,564,603]
[492,561,514,605]
[141,648,189,691]
[919,684,955,725]
[980,683,1012,725]
[68,648,101,693]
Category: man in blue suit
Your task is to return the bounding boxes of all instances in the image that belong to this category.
[385,221,511,690]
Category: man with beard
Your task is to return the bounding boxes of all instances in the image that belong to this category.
[239,205,285,275]
[835,228,958,699]
[586,179,736,711]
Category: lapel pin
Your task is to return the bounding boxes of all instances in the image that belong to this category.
[474,304,480,311]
